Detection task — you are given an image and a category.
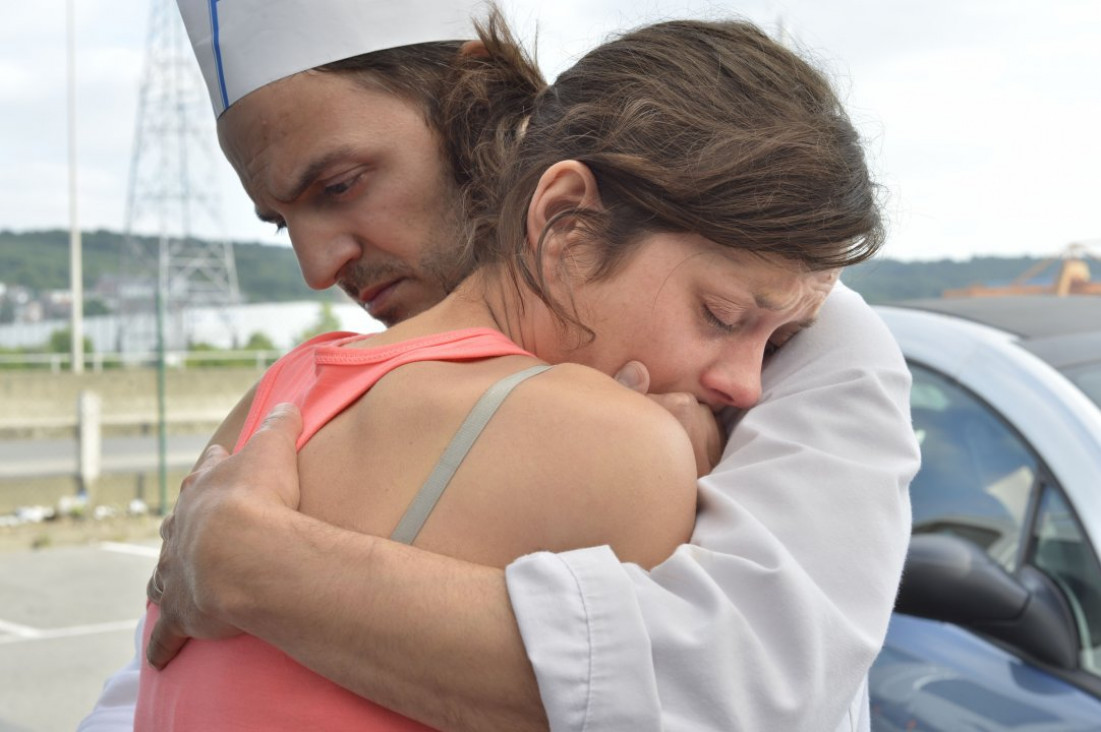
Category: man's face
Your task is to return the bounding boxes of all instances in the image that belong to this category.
[218,70,466,326]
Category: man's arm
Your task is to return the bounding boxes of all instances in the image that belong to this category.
[507,282,919,731]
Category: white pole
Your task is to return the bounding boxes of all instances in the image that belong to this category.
[67,0,84,374]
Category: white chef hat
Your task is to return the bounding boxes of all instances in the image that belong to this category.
[177,0,482,117]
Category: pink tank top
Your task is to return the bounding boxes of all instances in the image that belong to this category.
[135,328,534,731]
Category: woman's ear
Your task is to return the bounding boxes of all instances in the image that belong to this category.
[525,160,602,261]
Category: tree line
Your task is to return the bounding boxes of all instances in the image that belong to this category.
[0,227,1058,307]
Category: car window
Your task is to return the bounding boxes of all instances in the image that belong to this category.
[1031,487,1101,677]
[909,364,1038,570]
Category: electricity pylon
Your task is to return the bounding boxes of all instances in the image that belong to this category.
[118,0,240,354]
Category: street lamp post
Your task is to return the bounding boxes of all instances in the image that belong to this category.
[67,0,84,374]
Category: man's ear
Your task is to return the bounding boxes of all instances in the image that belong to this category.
[525,160,602,261]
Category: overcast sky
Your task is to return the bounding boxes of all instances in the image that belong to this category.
[2,0,1098,262]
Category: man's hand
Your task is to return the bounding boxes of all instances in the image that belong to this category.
[146,403,304,669]
[614,361,725,476]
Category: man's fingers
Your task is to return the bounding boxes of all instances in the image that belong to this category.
[147,565,165,604]
[158,513,174,542]
[146,619,190,670]
[226,402,305,510]
[179,445,230,495]
[242,402,303,459]
[197,443,229,468]
[614,361,651,393]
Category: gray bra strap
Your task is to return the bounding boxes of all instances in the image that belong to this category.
[389,364,552,544]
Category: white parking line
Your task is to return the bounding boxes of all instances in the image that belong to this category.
[0,617,38,638]
[0,617,139,645]
[97,541,161,558]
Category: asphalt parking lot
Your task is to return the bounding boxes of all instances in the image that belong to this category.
[0,538,158,731]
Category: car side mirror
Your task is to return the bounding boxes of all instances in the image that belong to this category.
[896,533,1080,670]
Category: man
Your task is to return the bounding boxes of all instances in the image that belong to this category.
[80,1,919,730]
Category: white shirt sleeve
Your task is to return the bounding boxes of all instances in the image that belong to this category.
[506,282,919,732]
[76,613,144,732]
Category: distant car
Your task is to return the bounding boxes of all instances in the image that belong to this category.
[870,296,1101,731]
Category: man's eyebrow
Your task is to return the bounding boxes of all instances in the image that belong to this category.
[277,146,360,203]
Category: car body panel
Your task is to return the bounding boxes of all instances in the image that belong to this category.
[872,614,1101,731]
[870,300,1101,730]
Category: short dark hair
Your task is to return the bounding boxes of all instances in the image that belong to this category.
[317,27,544,283]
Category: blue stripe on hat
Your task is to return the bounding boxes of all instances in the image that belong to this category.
[209,0,229,111]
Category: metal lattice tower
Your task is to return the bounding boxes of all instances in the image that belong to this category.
[118,0,240,353]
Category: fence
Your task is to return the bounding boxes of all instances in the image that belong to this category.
[0,361,265,515]
[0,349,283,373]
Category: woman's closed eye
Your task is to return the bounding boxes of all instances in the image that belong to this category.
[701,302,743,334]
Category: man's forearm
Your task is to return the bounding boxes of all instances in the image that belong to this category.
[203,498,548,731]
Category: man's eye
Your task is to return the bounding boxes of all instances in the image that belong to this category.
[323,173,362,198]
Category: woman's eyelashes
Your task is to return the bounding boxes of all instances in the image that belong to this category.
[702,301,784,359]
[701,300,744,335]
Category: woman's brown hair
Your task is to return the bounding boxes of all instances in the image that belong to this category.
[452,12,884,325]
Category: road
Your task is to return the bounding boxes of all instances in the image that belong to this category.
[0,435,209,479]
[0,538,158,731]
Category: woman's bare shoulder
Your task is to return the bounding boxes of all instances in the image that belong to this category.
[475,363,699,568]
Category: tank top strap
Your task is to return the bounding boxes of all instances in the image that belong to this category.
[389,364,553,544]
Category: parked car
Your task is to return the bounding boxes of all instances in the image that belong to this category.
[870,295,1101,731]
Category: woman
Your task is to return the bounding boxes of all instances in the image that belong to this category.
[136,12,881,729]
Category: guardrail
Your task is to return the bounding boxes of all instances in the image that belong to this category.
[0,349,283,372]
[0,410,229,436]
[0,392,228,516]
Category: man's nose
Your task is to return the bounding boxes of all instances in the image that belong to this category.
[287,219,361,291]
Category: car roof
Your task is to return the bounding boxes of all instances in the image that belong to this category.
[895,296,1101,371]
[896,295,1101,340]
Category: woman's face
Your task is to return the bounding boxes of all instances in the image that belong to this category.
[553,233,839,411]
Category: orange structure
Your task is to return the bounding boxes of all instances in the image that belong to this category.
[944,243,1101,298]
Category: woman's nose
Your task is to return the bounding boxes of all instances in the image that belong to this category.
[700,352,764,410]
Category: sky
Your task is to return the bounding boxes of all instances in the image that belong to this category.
[1,0,1098,263]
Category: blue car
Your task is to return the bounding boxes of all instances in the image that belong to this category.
[870,296,1101,730]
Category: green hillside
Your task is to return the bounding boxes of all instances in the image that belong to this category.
[843,255,1047,304]
[0,228,1053,307]
[0,229,325,304]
